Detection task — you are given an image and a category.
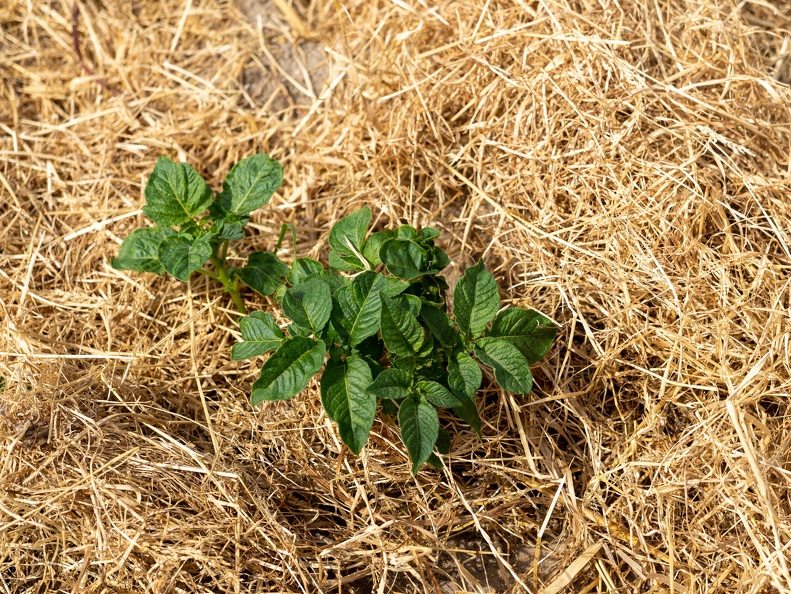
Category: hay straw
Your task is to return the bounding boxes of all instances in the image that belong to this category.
[2,0,791,591]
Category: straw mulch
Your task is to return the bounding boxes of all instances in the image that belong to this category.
[2,0,791,592]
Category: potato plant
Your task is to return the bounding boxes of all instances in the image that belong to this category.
[111,154,286,313]
[114,155,557,474]
[232,207,557,474]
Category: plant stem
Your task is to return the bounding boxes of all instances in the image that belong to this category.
[196,268,220,281]
[210,255,247,314]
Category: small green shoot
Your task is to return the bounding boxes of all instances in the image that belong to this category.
[112,154,287,313]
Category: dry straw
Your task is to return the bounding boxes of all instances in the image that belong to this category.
[2,0,791,592]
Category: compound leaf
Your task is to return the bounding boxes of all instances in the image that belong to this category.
[239,251,289,296]
[158,232,213,281]
[328,206,371,271]
[367,368,412,400]
[283,277,332,335]
[251,337,325,404]
[320,354,376,455]
[475,337,533,395]
[486,307,557,364]
[219,154,283,215]
[416,381,461,408]
[143,157,212,226]
[453,260,500,339]
[112,226,175,274]
[380,294,424,357]
[398,394,439,475]
[231,311,285,360]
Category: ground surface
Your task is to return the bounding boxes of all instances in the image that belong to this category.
[2,1,791,593]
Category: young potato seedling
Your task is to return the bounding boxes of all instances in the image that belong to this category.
[233,206,558,475]
[112,154,287,313]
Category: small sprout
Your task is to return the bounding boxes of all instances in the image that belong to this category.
[112,154,285,314]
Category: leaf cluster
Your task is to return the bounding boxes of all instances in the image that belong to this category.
[112,154,288,313]
[233,207,557,474]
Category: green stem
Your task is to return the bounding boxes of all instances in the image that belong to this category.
[275,223,289,253]
[196,268,220,281]
[210,255,247,314]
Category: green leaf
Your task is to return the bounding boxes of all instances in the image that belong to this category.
[452,391,481,436]
[238,251,289,296]
[380,239,429,280]
[355,335,384,362]
[321,320,343,346]
[417,227,440,241]
[486,307,557,364]
[453,260,500,339]
[333,271,390,346]
[426,427,451,468]
[448,352,482,399]
[420,306,457,348]
[231,312,284,360]
[217,222,245,240]
[207,202,250,240]
[112,226,175,274]
[287,257,323,286]
[430,246,450,271]
[416,381,461,408]
[475,338,533,395]
[394,293,422,317]
[328,206,371,271]
[367,368,412,400]
[320,354,376,455]
[158,233,213,281]
[283,277,332,334]
[362,230,392,267]
[380,276,410,297]
[415,334,436,359]
[289,322,311,337]
[436,426,451,455]
[379,294,424,357]
[251,337,326,404]
[309,270,349,294]
[398,394,439,475]
[143,157,212,226]
[396,225,417,240]
[218,154,283,215]
[426,453,443,470]
[393,356,417,375]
